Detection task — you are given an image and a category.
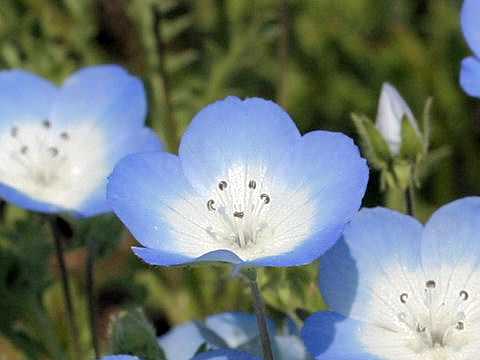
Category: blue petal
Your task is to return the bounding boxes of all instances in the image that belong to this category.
[0,69,57,132]
[205,312,276,348]
[77,128,163,218]
[247,131,368,267]
[0,182,67,214]
[158,322,206,360]
[178,97,301,193]
[460,57,480,97]
[319,207,423,321]
[49,65,146,133]
[97,356,142,360]
[461,0,480,57]
[301,312,380,360]
[191,349,261,360]
[421,197,480,277]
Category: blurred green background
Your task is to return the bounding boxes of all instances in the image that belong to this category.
[0,0,478,358]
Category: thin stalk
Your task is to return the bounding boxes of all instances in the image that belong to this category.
[249,279,274,360]
[153,5,178,152]
[86,237,100,358]
[405,182,414,216]
[50,217,80,360]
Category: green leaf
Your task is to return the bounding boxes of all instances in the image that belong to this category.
[351,112,392,169]
[421,96,433,149]
[399,116,424,161]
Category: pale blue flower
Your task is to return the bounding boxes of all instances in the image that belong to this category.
[0,65,163,216]
[302,197,480,359]
[107,96,368,267]
[191,349,261,360]
[460,0,480,96]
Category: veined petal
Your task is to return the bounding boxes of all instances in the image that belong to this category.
[157,322,205,360]
[301,312,380,360]
[247,131,368,267]
[107,151,223,262]
[461,0,480,58]
[421,197,480,302]
[460,57,480,97]
[205,312,276,348]
[319,207,423,322]
[0,69,57,132]
[76,128,163,218]
[49,65,146,133]
[179,97,301,193]
[191,349,261,360]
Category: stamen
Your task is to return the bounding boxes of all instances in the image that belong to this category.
[416,323,426,333]
[60,132,69,140]
[260,193,270,204]
[218,180,227,191]
[233,211,244,218]
[459,290,469,301]
[42,120,51,129]
[248,180,256,189]
[10,127,18,137]
[207,199,216,211]
[426,280,436,289]
[400,293,408,303]
[49,147,59,157]
[456,322,464,330]
[21,146,28,155]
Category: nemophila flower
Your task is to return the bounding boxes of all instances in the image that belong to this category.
[191,349,261,360]
[107,96,368,267]
[98,356,142,360]
[375,83,418,155]
[301,197,480,360]
[460,0,480,97]
[0,65,163,217]
[158,311,311,360]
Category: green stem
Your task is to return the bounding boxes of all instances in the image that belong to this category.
[86,237,100,358]
[405,182,414,216]
[249,279,274,360]
[50,217,80,360]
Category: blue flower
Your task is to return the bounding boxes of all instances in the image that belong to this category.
[190,349,261,360]
[97,356,143,360]
[301,197,480,359]
[460,0,480,96]
[158,311,311,360]
[0,65,163,217]
[107,96,368,267]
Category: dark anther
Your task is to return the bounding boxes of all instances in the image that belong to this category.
[233,211,244,218]
[49,147,59,157]
[218,180,227,191]
[400,293,408,304]
[260,193,270,204]
[456,322,464,330]
[60,132,69,140]
[460,290,469,301]
[248,180,257,189]
[42,119,51,129]
[10,127,18,137]
[20,146,28,155]
[426,280,436,289]
[207,199,215,211]
[416,323,426,333]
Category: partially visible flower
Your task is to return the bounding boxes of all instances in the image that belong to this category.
[375,83,419,155]
[107,96,368,268]
[460,0,480,97]
[0,65,163,217]
[301,197,480,359]
[97,356,143,360]
[191,349,261,360]
[158,311,312,360]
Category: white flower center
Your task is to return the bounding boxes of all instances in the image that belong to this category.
[0,119,107,209]
[204,176,272,250]
[360,264,480,360]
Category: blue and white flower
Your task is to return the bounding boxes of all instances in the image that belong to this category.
[375,83,418,155]
[191,349,261,360]
[158,311,311,360]
[301,197,480,359]
[107,96,368,267]
[460,0,480,97]
[0,65,163,217]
